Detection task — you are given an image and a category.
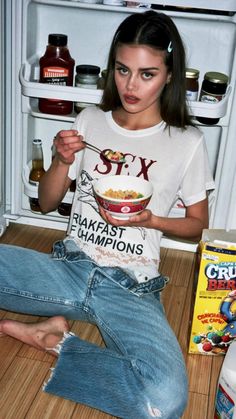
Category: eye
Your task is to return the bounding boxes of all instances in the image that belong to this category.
[142,72,154,80]
[116,66,128,76]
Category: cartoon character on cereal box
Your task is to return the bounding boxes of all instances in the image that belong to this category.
[193,290,236,354]
[220,290,236,337]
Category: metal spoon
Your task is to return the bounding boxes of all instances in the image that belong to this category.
[83,141,126,163]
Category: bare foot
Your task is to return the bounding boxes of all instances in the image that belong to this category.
[0,316,69,353]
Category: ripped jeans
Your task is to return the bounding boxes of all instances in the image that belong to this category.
[0,239,188,419]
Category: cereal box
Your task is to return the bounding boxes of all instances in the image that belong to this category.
[189,229,236,355]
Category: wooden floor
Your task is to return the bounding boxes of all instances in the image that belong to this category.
[0,223,223,419]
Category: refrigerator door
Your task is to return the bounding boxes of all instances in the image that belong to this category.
[3,0,236,246]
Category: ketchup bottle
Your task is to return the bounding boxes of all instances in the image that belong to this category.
[39,34,75,115]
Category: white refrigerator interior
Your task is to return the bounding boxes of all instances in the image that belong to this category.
[0,0,6,235]
[1,0,236,249]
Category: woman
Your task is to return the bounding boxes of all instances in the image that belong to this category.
[0,11,214,418]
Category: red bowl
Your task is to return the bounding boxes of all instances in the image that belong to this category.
[93,175,153,220]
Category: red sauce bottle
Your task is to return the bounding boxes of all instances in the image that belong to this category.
[39,34,75,115]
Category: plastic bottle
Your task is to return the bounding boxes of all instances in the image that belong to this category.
[214,340,236,418]
[29,139,45,212]
[39,34,75,115]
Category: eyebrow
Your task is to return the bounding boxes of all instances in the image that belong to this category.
[115,60,160,71]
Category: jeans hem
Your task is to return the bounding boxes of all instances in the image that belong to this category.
[43,331,75,391]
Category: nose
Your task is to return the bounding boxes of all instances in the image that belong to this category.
[126,74,138,91]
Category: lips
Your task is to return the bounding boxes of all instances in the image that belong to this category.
[123,94,140,105]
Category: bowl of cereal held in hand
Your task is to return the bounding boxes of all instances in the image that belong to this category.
[93,175,153,219]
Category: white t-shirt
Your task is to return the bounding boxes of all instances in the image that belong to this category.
[66,106,214,281]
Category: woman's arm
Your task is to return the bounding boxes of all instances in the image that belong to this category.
[150,198,209,242]
[38,129,85,213]
[99,197,209,243]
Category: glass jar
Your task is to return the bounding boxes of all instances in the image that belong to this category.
[74,64,100,113]
[75,64,100,89]
[185,68,199,102]
[197,71,229,125]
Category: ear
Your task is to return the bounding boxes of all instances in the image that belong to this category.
[166,73,172,84]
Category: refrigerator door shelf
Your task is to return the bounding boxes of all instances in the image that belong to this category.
[188,86,232,119]
[20,63,232,120]
[30,102,76,122]
[150,0,236,12]
[33,0,236,13]
[20,64,103,104]
[22,164,73,205]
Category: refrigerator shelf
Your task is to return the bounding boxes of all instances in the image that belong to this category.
[20,63,232,120]
[34,0,236,13]
[30,103,76,122]
[20,64,103,104]
[22,164,73,204]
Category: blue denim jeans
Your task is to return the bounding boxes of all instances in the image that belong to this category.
[0,240,188,418]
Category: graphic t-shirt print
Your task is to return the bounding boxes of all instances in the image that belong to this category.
[70,169,147,260]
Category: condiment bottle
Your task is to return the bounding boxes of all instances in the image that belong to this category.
[51,143,76,216]
[70,179,76,192]
[185,68,199,102]
[74,64,100,113]
[29,139,45,212]
[39,34,75,115]
[197,71,229,125]
[57,179,76,217]
[57,202,72,217]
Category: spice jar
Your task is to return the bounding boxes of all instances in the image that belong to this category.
[74,64,100,113]
[197,71,229,125]
[185,68,199,102]
[75,64,100,88]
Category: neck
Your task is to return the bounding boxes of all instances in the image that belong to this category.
[112,108,162,130]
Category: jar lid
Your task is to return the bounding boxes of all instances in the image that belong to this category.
[185,68,199,79]
[33,139,42,145]
[48,34,68,47]
[76,65,101,75]
[204,71,229,84]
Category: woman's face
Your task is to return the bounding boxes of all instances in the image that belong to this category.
[114,44,170,117]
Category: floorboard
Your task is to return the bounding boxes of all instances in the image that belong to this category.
[0,223,223,418]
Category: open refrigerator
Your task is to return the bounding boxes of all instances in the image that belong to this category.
[1,0,236,251]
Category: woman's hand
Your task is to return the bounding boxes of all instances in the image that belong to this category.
[54,129,85,165]
[39,129,85,213]
[99,207,154,228]
[99,197,209,242]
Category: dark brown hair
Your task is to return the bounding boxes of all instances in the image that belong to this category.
[100,10,192,128]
